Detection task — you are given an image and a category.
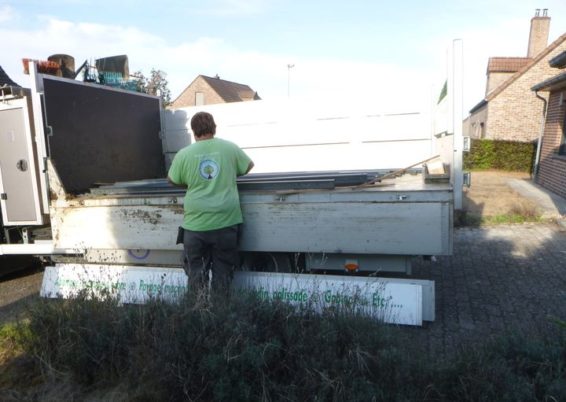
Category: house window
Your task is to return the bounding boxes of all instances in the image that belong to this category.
[195,92,204,106]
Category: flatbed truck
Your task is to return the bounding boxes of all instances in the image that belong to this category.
[0,50,464,325]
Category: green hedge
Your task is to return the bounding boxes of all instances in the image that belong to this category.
[464,139,537,172]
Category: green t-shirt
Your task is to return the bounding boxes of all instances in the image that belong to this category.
[168,138,252,231]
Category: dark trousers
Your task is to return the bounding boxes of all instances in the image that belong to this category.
[182,224,239,296]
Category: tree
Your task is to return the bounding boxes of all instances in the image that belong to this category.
[132,69,172,107]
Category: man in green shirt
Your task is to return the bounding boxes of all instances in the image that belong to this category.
[168,111,254,296]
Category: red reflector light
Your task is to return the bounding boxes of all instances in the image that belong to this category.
[344,262,359,272]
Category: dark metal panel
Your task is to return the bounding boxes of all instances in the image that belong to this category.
[88,171,383,195]
[43,78,164,194]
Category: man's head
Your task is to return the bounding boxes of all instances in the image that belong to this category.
[191,111,216,138]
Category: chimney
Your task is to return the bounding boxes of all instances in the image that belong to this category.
[527,9,550,58]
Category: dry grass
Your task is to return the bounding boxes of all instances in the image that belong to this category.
[459,171,545,225]
[463,171,540,217]
[0,325,20,369]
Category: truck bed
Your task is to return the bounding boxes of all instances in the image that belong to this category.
[50,172,452,259]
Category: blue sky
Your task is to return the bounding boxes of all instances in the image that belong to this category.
[1,0,565,112]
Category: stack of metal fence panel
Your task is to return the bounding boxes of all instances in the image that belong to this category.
[88,170,394,196]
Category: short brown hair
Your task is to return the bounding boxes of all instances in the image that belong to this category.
[191,111,216,138]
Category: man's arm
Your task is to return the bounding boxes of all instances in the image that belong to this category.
[238,161,254,177]
[167,176,187,189]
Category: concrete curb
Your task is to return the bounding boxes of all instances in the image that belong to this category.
[507,178,566,219]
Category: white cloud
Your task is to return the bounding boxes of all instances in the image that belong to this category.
[2,17,166,87]
[7,10,559,115]
[0,5,16,23]
[160,41,434,111]
[3,16,429,113]
[194,0,269,16]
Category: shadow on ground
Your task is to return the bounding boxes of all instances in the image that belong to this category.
[409,222,566,355]
[0,263,43,325]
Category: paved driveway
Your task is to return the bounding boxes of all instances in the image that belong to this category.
[411,222,566,354]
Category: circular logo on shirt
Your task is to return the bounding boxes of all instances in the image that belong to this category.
[199,160,220,180]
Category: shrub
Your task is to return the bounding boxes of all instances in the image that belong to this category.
[9,293,566,401]
[464,139,537,172]
[16,293,418,400]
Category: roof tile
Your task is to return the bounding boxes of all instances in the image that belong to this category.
[201,75,260,102]
[487,57,531,73]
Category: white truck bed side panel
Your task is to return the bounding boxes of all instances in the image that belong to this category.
[241,201,452,255]
[52,188,452,255]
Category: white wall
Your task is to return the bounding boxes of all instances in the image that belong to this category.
[164,98,434,173]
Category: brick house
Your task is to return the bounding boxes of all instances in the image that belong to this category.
[531,51,566,198]
[170,75,260,109]
[466,10,566,142]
